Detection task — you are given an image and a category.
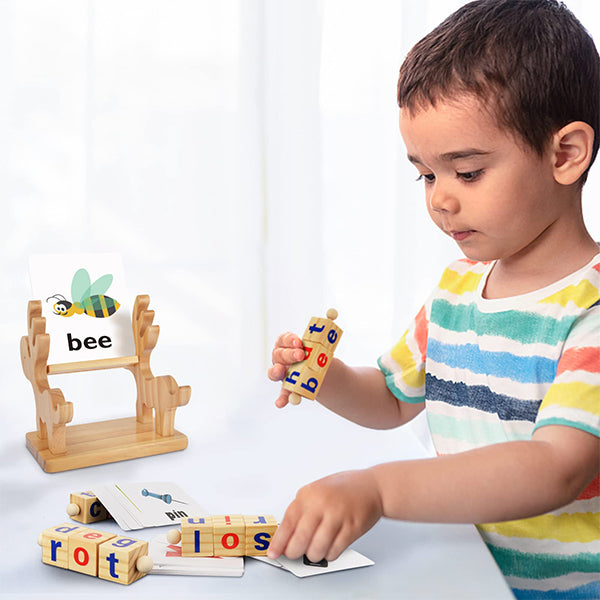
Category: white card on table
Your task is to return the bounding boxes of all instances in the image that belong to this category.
[149,534,244,577]
[252,548,374,577]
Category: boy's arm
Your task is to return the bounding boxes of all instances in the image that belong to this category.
[268,424,599,563]
[268,333,424,428]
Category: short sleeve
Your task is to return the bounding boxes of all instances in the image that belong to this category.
[534,303,600,437]
[378,303,429,404]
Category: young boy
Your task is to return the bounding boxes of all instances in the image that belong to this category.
[267,1,599,598]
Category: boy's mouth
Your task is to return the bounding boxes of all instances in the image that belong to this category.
[448,230,475,241]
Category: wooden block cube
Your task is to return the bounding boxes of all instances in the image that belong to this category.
[282,365,325,400]
[69,491,108,524]
[302,317,342,353]
[301,341,333,375]
[181,516,213,557]
[68,528,116,576]
[244,515,278,556]
[98,536,149,585]
[40,523,89,569]
[213,515,245,556]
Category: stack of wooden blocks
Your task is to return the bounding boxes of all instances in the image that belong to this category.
[167,515,279,557]
[38,523,152,585]
[282,308,342,405]
[38,491,152,585]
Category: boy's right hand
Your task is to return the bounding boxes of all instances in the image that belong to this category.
[267,332,305,408]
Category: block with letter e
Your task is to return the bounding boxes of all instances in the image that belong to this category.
[282,309,342,405]
[301,341,334,375]
[302,314,342,354]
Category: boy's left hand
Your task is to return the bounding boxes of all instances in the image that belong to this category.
[268,469,383,563]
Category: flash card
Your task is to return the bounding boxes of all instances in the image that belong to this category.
[149,534,244,577]
[92,482,207,530]
[29,253,134,365]
[252,548,374,577]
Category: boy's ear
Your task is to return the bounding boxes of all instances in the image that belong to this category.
[551,121,595,185]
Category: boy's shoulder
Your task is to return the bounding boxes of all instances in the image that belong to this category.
[436,254,600,308]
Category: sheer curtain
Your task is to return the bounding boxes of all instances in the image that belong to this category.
[2,0,599,414]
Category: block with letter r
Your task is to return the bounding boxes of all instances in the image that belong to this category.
[39,523,89,569]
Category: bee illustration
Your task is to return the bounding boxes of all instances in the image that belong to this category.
[46,268,120,318]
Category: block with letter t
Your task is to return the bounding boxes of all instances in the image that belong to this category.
[282,308,342,405]
[98,536,150,585]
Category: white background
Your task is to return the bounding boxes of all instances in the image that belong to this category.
[2,1,598,412]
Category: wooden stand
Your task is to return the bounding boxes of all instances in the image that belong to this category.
[21,295,191,473]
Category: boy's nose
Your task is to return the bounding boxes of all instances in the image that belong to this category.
[428,184,459,214]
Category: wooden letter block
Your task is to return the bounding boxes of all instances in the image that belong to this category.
[302,317,342,353]
[40,523,89,569]
[181,516,213,557]
[281,365,324,401]
[68,491,108,524]
[244,515,278,556]
[68,528,116,576]
[213,515,245,556]
[98,536,149,585]
[301,342,333,375]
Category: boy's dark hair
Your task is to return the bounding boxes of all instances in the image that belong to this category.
[397,0,599,183]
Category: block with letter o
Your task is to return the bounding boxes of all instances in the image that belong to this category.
[68,529,116,576]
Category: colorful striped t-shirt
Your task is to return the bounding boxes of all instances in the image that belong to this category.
[378,254,600,599]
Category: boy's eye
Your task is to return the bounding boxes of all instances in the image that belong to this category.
[416,173,435,183]
[457,169,483,182]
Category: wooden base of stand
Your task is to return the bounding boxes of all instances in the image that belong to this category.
[25,417,188,473]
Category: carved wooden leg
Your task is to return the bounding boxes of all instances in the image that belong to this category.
[20,302,73,455]
[152,376,191,437]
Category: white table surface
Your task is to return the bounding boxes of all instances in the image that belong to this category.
[0,350,514,599]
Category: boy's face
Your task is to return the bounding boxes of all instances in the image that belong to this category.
[399,95,561,264]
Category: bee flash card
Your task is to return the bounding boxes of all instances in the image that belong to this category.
[29,254,135,365]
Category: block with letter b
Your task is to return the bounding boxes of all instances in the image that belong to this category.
[281,366,324,401]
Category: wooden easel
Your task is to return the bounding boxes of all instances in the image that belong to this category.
[21,295,191,473]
